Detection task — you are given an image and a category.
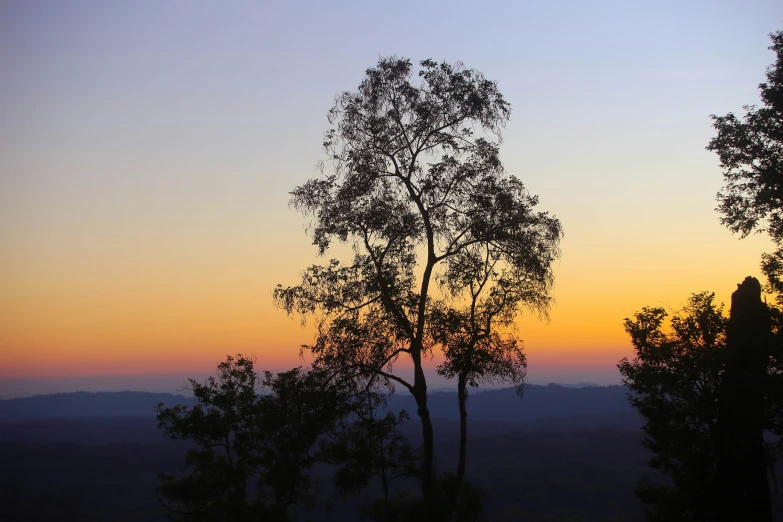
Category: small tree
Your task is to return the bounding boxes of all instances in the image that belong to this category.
[274,56,562,511]
[323,385,419,520]
[708,31,783,301]
[619,292,726,521]
[155,356,348,521]
[430,241,535,489]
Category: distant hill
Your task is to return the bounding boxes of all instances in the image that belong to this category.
[389,383,640,431]
[0,385,639,430]
[0,391,195,421]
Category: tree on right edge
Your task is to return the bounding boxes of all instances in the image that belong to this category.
[707,28,783,520]
[619,286,783,522]
[707,30,783,301]
[714,277,775,521]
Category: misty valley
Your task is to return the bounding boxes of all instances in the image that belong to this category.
[0,387,647,522]
[1,388,782,521]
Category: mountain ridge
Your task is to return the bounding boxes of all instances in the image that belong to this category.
[0,385,639,430]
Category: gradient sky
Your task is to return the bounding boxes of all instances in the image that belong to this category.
[1,0,782,395]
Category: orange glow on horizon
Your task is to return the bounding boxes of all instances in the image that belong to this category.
[2,218,772,380]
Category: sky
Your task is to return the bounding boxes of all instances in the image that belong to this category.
[1,0,781,397]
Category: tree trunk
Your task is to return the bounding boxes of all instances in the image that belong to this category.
[715,276,772,522]
[456,374,468,487]
[412,354,435,518]
[380,465,389,507]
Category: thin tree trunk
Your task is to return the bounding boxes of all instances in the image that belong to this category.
[413,256,436,517]
[416,399,435,510]
[456,374,468,487]
[412,352,435,517]
[380,465,389,507]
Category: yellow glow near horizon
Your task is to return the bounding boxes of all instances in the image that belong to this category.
[1,202,771,379]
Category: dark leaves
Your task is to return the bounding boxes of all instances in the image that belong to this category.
[708,31,783,298]
[276,55,561,399]
[618,294,726,519]
[155,356,348,521]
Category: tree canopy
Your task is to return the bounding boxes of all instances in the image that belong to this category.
[708,31,783,300]
[619,292,726,520]
[274,56,562,510]
[155,356,349,521]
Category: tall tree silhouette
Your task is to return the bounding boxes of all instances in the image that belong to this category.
[274,57,562,513]
[708,31,783,301]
